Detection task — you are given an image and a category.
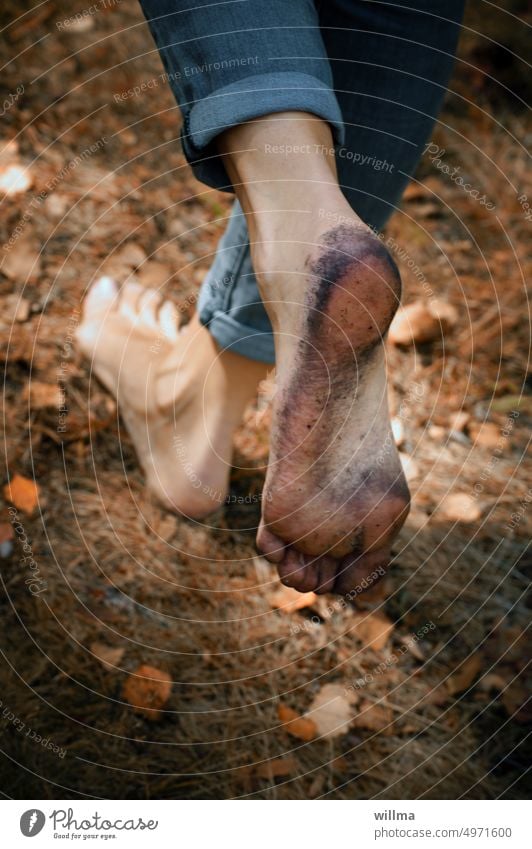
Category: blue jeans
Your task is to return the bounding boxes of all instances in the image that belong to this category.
[139,0,464,363]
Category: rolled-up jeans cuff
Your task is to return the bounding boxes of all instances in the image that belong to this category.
[182,71,345,190]
[200,311,275,363]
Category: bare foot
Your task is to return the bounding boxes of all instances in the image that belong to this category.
[255,222,410,594]
[76,276,266,518]
[220,113,410,594]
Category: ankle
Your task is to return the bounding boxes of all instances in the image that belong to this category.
[218,112,339,222]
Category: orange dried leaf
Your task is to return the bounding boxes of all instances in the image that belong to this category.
[352,700,393,732]
[446,654,483,695]
[1,234,41,281]
[352,611,395,651]
[469,421,504,449]
[269,584,317,614]
[4,474,40,514]
[422,684,449,706]
[0,522,14,544]
[307,683,356,739]
[24,381,63,410]
[122,664,172,720]
[90,642,125,670]
[255,756,298,779]
[278,704,317,741]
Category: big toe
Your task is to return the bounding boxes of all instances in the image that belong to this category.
[333,547,390,597]
[277,548,320,593]
[81,275,118,321]
[256,520,286,564]
[76,276,119,356]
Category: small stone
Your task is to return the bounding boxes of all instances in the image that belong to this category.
[45,194,69,219]
[0,163,32,196]
[449,410,470,433]
[439,492,481,523]
[391,417,405,447]
[399,453,420,482]
[428,425,447,441]
[388,298,457,346]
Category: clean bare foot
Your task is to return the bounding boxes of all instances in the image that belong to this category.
[76,276,266,518]
[220,113,411,594]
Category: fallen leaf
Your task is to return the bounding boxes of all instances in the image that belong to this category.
[353,576,391,608]
[469,421,503,449]
[122,664,172,720]
[449,410,470,433]
[307,683,357,739]
[269,584,317,614]
[115,242,147,269]
[0,522,14,558]
[388,299,457,346]
[253,555,275,583]
[428,424,447,441]
[44,193,69,218]
[0,294,31,324]
[255,757,298,780]
[352,700,393,732]
[352,611,395,651]
[308,774,325,797]
[0,234,41,282]
[278,704,317,741]
[428,298,458,329]
[137,261,171,288]
[0,522,14,543]
[501,680,532,723]
[90,642,125,669]
[422,684,449,706]
[439,493,482,523]
[490,395,531,415]
[479,673,507,692]
[398,634,425,662]
[63,14,94,31]
[23,381,63,409]
[402,181,429,201]
[446,654,482,695]
[3,473,40,514]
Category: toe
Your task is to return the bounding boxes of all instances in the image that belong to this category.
[333,547,390,597]
[117,281,145,322]
[136,289,162,330]
[277,548,319,593]
[80,275,118,321]
[158,299,181,342]
[76,276,119,357]
[256,520,286,564]
[315,556,338,594]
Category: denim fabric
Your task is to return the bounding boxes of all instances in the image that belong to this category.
[139,0,465,363]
